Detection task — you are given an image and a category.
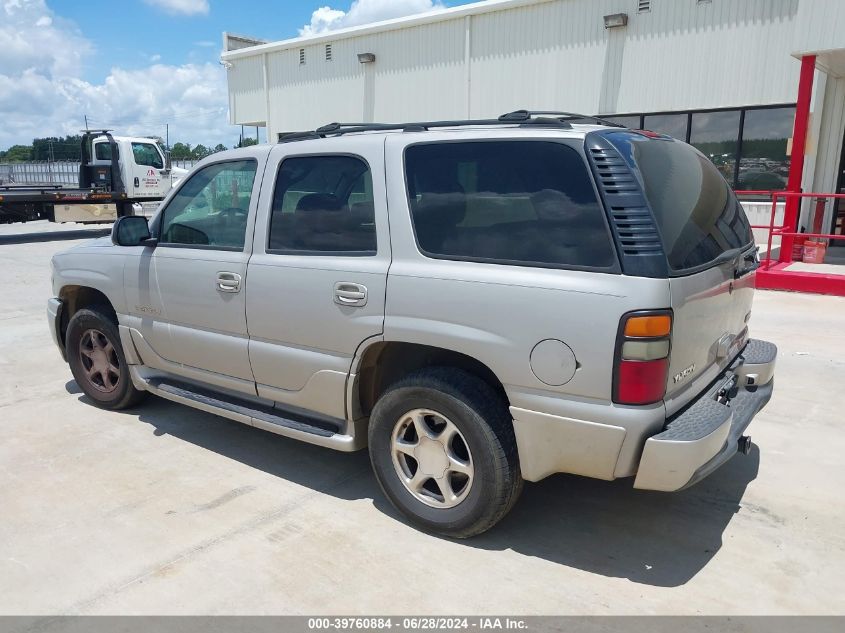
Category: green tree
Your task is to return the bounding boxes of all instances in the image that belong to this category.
[236,137,258,148]
[213,143,227,153]
[170,142,192,160]
[0,145,33,162]
[32,135,82,161]
[191,144,211,160]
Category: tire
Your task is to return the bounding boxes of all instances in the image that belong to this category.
[368,367,522,538]
[66,307,147,410]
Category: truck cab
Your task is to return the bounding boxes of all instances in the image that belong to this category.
[88,135,188,216]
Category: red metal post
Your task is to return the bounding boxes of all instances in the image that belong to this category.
[765,193,779,269]
[780,54,817,262]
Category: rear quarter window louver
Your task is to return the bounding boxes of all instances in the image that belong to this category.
[589,147,662,256]
[585,134,668,278]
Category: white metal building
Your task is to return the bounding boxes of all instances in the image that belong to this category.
[222,0,845,237]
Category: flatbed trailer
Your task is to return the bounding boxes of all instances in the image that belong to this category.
[0,184,138,224]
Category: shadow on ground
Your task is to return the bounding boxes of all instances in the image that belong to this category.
[68,381,759,587]
[0,228,110,245]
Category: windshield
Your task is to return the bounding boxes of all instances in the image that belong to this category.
[606,131,753,271]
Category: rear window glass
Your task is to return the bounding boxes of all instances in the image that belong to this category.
[607,132,753,271]
[94,142,113,161]
[404,141,616,269]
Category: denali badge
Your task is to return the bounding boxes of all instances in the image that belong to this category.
[135,304,161,316]
[673,364,696,384]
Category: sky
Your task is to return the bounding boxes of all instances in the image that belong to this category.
[0,0,475,151]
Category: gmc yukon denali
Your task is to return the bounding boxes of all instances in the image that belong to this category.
[48,111,777,537]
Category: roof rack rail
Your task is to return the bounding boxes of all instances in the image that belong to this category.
[276,109,622,143]
[498,110,625,127]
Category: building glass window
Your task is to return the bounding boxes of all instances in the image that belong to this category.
[689,110,741,186]
[597,105,795,190]
[643,113,688,141]
[601,115,641,129]
[738,106,795,191]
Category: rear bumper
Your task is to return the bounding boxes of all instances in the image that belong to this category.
[633,339,776,491]
[47,297,66,361]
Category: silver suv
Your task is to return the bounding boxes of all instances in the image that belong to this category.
[48,111,777,537]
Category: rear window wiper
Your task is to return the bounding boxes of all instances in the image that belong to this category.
[734,251,760,279]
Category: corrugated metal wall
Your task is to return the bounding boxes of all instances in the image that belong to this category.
[614,0,800,112]
[226,0,804,138]
[793,0,845,57]
[227,56,265,126]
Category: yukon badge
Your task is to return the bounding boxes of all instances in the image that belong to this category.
[673,363,696,384]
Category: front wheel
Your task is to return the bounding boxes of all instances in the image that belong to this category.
[368,367,522,538]
[66,307,147,410]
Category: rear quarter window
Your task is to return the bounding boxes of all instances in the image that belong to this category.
[404,141,617,270]
[607,132,753,271]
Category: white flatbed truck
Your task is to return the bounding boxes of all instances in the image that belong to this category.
[0,130,187,224]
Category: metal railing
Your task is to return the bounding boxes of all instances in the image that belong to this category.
[736,190,845,269]
[0,161,80,186]
[763,191,845,268]
[0,159,201,187]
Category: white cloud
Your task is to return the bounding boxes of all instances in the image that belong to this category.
[143,0,209,16]
[0,0,232,149]
[1,0,91,77]
[300,0,445,36]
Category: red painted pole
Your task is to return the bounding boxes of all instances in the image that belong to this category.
[780,54,816,263]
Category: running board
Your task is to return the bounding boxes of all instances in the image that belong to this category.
[141,375,366,452]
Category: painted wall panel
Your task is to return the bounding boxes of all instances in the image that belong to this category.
[793,0,845,58]
[227,56,265,126]
[468,0,608,117]
[228,0,802,129]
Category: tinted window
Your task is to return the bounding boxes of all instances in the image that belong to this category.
[643,113,688,141]
[132,142,164,169]
[738,107,795,190]
[269,155,376,254]
[160,160,256,250]
[404,141,616,269]
[608,132,752,271]
[689,110,740,185]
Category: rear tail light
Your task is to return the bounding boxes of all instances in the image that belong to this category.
[614,311,672,405]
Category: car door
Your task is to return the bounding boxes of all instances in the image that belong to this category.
[129,140,168,200]
[246,136,389,420]
[123,156,261,396]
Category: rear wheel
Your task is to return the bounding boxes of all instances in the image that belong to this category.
[368,367,522,538]
[66,308,146,410]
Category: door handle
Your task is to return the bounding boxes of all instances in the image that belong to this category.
[334,282,367,307]
[217,272,242,293]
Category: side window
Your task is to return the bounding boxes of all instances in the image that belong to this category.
[159,160,257,250]
[131,142,164,169]
[268,155,377,255]
[94,142,113,161]
[404,141,616,269]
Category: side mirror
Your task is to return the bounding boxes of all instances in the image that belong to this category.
[112,216,156,247]
[164,150,172,173]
